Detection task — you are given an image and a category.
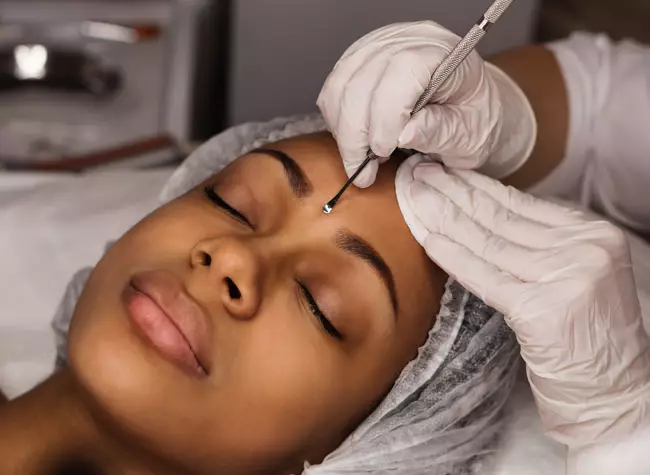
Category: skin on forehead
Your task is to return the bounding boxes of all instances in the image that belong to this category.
[66,131,446,474]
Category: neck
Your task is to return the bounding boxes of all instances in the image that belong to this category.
[0,370,107,474]
[0,369,177,475]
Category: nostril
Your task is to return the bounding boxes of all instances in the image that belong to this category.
[200,251,212,267]
[224,277,241,299]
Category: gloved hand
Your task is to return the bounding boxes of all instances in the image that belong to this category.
[317,21,537,188]
[396,156,650,447]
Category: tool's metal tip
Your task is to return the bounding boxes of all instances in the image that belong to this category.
[322,154,374,215]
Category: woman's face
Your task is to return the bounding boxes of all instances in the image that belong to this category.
[68,133,444,474]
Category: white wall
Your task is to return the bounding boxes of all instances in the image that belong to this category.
[229,0,540,125]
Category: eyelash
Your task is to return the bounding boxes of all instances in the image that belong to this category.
[298,282,343,340]
[203,185,255,229]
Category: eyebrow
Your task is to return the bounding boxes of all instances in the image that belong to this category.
[252,148,312,198]
[335,229,398,317]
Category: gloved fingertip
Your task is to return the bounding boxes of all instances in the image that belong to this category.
[349,159,379,188]
[397,122,418,147]
[398,113,434,151]
[398,106,453,155]
[407,183,448,233]
[369,140,397,161]
[409,180,444,208]
[412,161,445,183]
[440,154,484,170]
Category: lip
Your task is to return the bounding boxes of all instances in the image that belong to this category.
[122,270,212,377]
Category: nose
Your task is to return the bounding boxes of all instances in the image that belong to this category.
[190,237,262,320]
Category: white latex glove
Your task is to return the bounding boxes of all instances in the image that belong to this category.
[396,156,650,447]
[317,21,536,188]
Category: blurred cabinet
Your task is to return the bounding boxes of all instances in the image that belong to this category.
[0,0,229,170]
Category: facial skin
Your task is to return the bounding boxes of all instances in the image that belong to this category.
[67,132,446,474]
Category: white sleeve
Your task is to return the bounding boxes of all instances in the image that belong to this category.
[529,33,650,232]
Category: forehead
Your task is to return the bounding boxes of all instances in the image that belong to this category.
[223,132,441,330]
[236,132,402,209]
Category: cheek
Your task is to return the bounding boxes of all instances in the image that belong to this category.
[67,205,200,370]
[117,204,212,263]
[198,301,372,468]
[68,198,233,347]
[217,304,345,442]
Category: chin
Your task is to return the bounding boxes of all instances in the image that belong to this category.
[67,305,214,469]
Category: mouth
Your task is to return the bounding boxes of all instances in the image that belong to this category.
[122,270,212,377]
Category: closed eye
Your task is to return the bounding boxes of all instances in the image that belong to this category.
[298,282,343,340]
[203,185,255,229]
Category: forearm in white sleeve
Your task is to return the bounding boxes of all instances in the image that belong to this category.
[530,33,650,232]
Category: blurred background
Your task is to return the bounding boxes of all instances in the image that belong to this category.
[1,0,649,399]
[0,0,647,171]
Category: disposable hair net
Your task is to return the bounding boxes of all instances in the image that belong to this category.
[52,114,520,474]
